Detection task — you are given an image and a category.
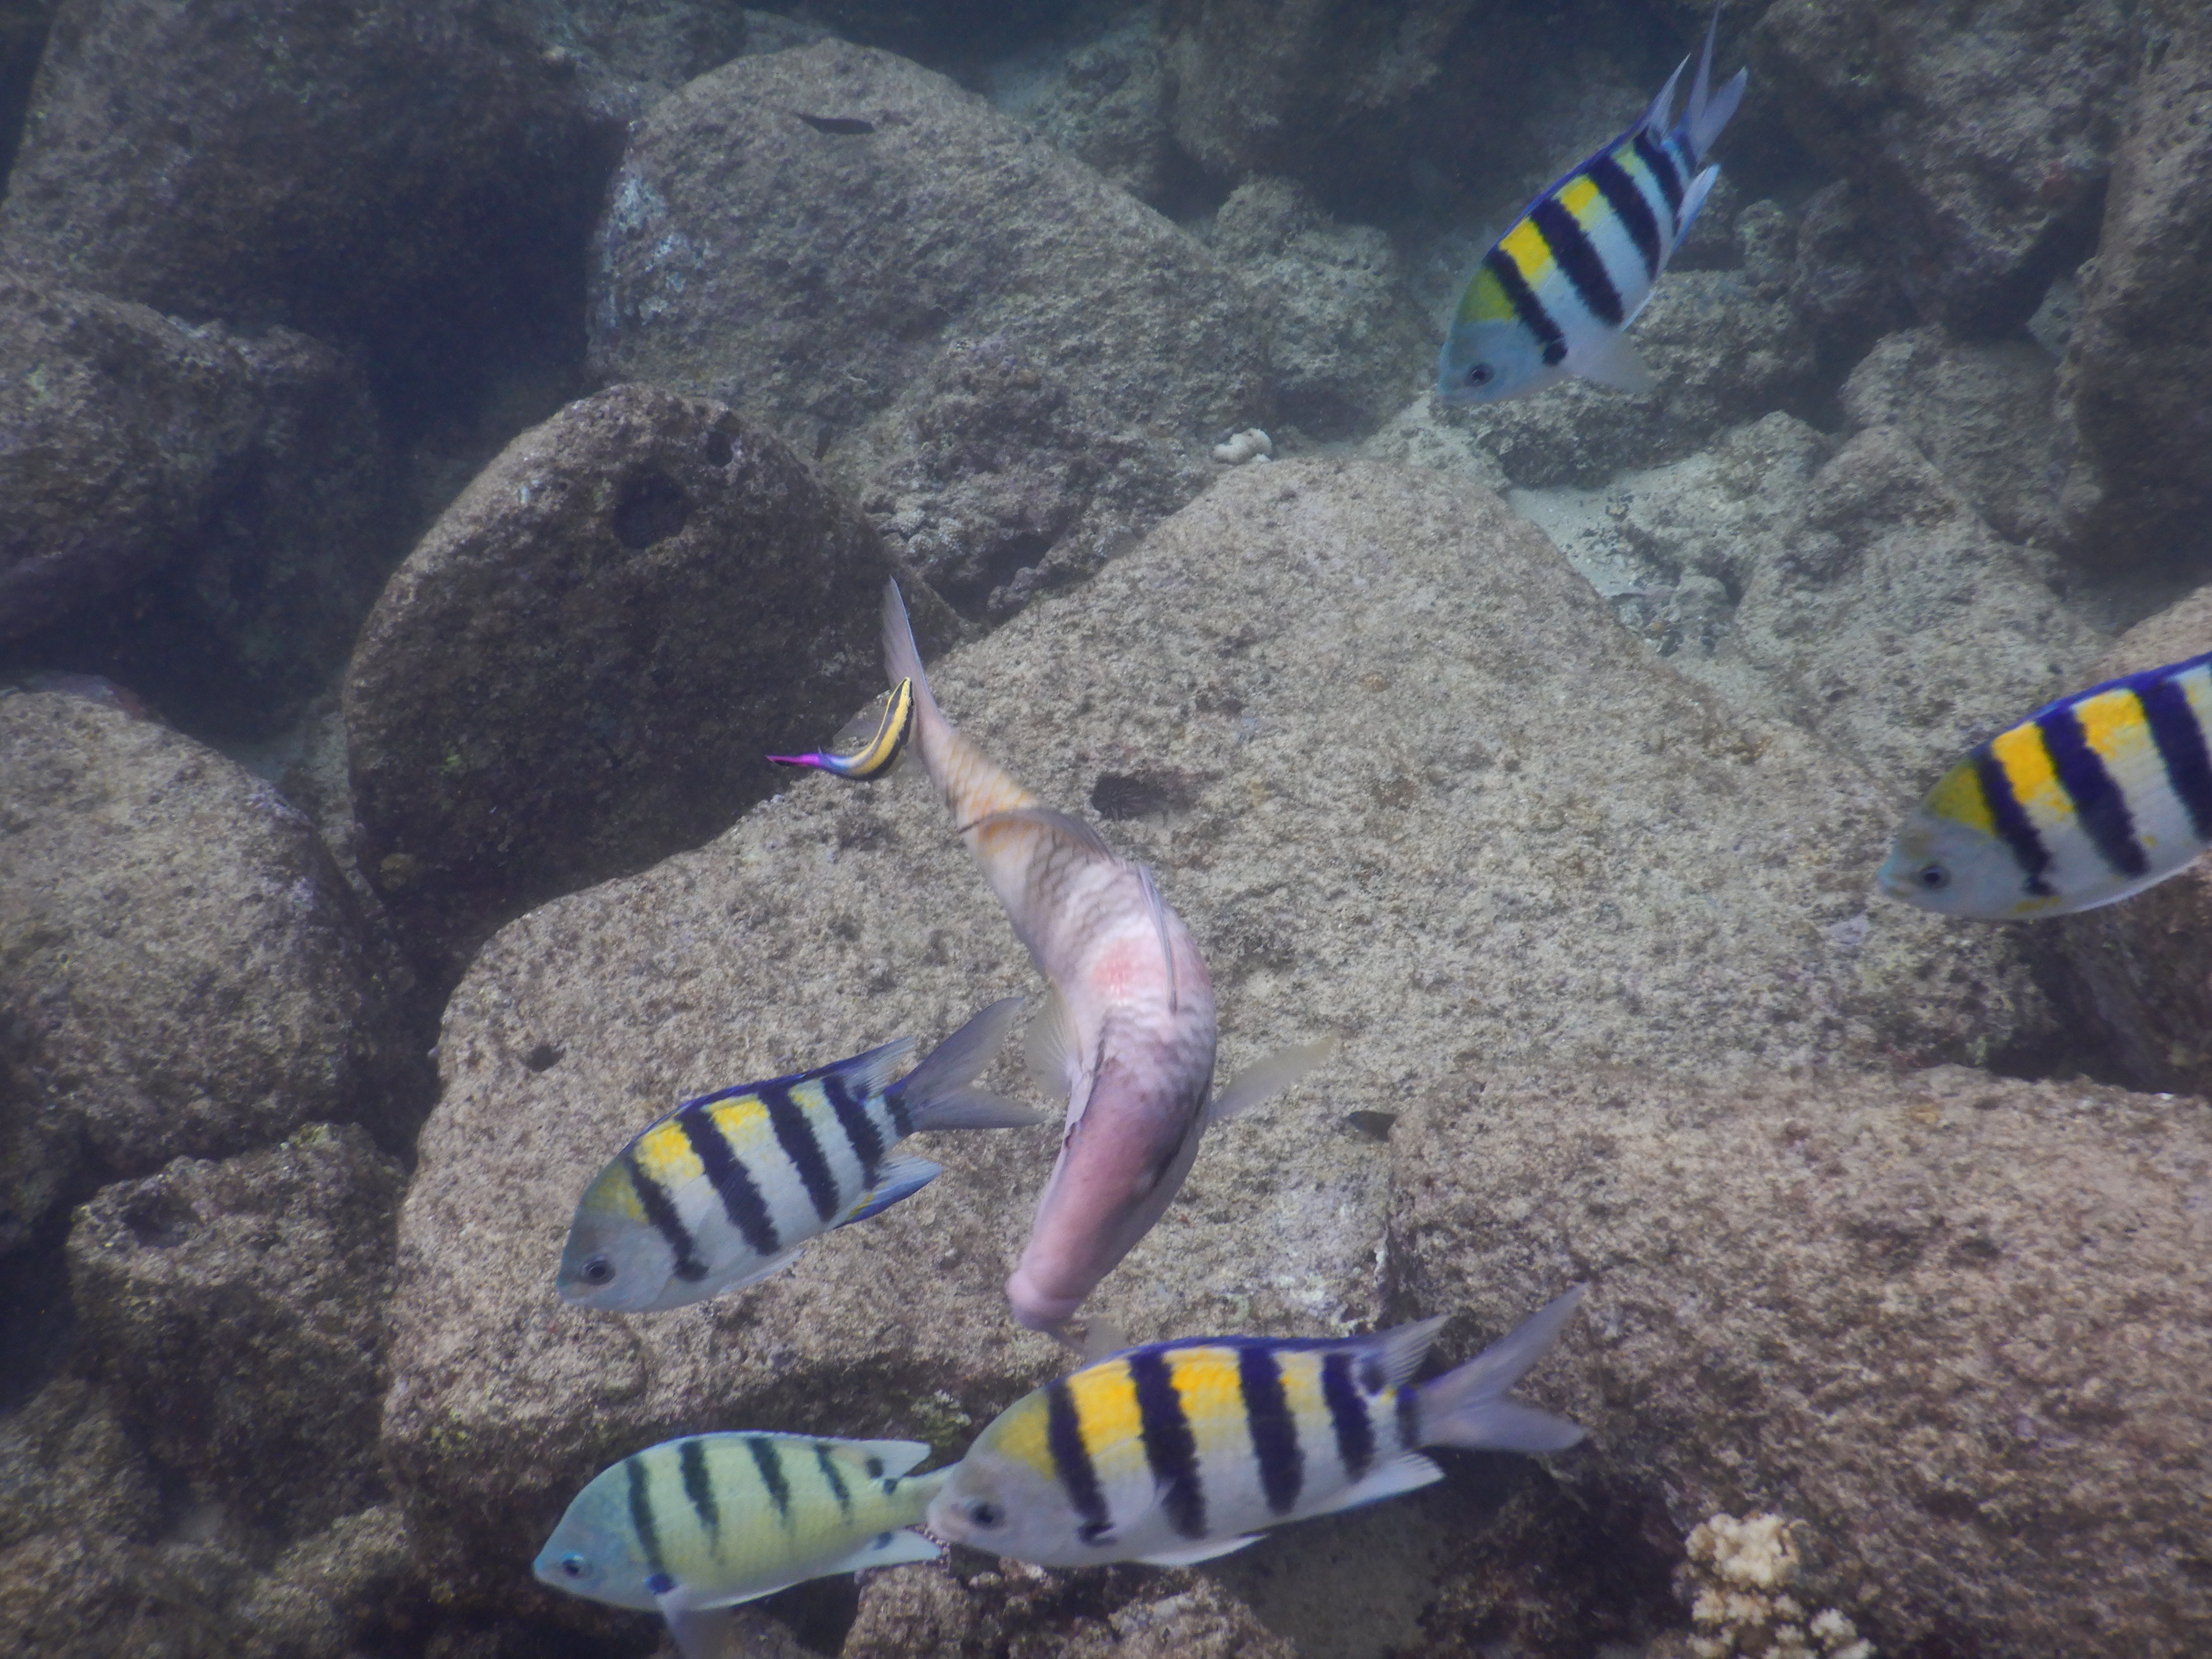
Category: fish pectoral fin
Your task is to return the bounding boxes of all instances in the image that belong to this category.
[1575,330,1656,396]
[1134,1535,1266,1567]
[838,1157,942,1226]
[1135,863,1178,1013]
[722,1247,808,1291]
[1024,990,1077,1101]
[824,1527,943,1575]
[1208,1038,1337,1126]
[1303,1454,1445,1519]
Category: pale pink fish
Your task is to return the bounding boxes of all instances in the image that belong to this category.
[882,581,1326,1335]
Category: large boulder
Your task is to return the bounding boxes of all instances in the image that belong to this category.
[0,689,397,1187]
[2056,0,2212,567]
[1391,1063,2212,1659]
[587,39,1271,618]
[2052,584,2212,1098]
[1753,0,2130,335]
[381,457,2062,1624]
[343,383,947,979]
[66,1123,407,1536]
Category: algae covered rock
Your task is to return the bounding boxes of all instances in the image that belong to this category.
[588,39,1270,616]
[344,383,934,977]
[380,457,2063,1619]
[0,689,396,1183]
[1390,1063,2212,1659]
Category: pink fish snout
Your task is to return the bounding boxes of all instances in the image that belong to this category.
[1005,1268,1087,1333]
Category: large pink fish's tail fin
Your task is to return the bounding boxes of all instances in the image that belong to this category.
[881,579,1037,829]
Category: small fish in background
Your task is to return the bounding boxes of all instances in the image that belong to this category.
[557,998,1039,1312]
[768,679,916,781]
[536,1431,945,1659]
[1879,650,2212,919]
[881,580,1331,1338]
[1436,4,1746,405]
[927,1287,1587,1567]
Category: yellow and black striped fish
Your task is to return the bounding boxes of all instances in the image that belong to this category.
[768,679,916,781]
[1436,5,1743,405]
[534,1431,946,1659]
[926,1288,1585,1567]
[1880,650,2212,919]
[557,998,1039,1312]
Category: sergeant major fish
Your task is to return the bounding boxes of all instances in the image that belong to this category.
[1437,5,1745,405]
[881,580,1328,1336]
[536,1431,944,1659]
[557,998,1039,1312]
[927,1287,1587,1566]
[1879,649,2212,919]
[768,679,916,781]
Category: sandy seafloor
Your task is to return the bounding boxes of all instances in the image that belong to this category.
[1,1,2209,1656]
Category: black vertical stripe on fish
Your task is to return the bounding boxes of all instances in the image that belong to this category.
[746,1436,794,1525]
[883,1078,916,1139]
[1482,247,1569,368]
[814,1443,853,1518]
[1529,195,1625,329]
[2142,674,2212,840]
[1632,129,1684,227]
[680,1438,720,1539]
[623,1151,712,1282]
[1322,1352,1376,1481]
[1046,1377,1114,1545]
[1973,746,2057,898]
[763,1083,842,1223]
[678,1108,781,1260]
[1395,1382,1421,1455]
[1238,1347,1303,1516]
[824,1070,887,1186]
[2038,705,2150,878]
[1587,152,1663,284]
[1129,1351,1206,1540]
[627,1455,666,1576]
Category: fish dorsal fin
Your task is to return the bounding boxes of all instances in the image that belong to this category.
[1025,989,1078,1101]
[1208,1038,1335,1126]
[1135,863,1178,1013]
[835,1035,920,1105]
[821,1436,935,1479]
[1643,52,1688,135]
[1370,1314,1451,1392]
[966,804,1116,858]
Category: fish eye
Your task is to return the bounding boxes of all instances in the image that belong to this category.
[1916,864,1950,891]
[559,1552,590,1579]
[963,1499,1005,1529]
[580,1256,615,1286]
[1465,362,1494,388]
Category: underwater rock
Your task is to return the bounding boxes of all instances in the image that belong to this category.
[67,1124,407,1536]
[231,1503,433,1659]
[0,1530,240,1659]
[382,457,2062,1615]
[1754,0,2128,335]
[1731,425,2103,793]
[1209,176,1431,440]
[344,383,939,982]
[994,7,1175,206]
[0,1375,160,1551]
[1839,325,2065,550]
[508,0,749,126]
[1425,269,1815,488]
[1163,0,1476,194]
[1392,1062,2212,1659]
[0,690,395,1183]
[0,0,601,410]
[2056,0,2212,568]
[0,277,263,642]
[0,313,400,740]
[846,1563,1300,1659]
[588,39,1269,618]
[1784,179,1917,375]
[2054,584,2212,1099]
[0,0,53,185]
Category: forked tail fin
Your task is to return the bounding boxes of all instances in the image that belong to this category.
[891,997,1043,1130]
[1683,4,1745,164]
[881,579,1037,827]
[1415,1286,1588,1454]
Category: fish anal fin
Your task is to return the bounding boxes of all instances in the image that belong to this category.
[1303,1453,1444,1519]
[838,1157,941,1226]
[1025,990,1077,1101]
[1209,1038,1335,1126]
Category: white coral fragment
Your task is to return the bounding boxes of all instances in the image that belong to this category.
[1680,1512,1875,1659]
[1212,427,1273,464]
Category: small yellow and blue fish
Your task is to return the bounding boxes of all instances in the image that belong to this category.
[1437,5,1745,405]
[536,1431,946,1659]
[881,580,1329,1337]
[557,998,1040,1312]
[1879,650,2212,919]
[767,678,917,781]
[926,1287,1587,1567]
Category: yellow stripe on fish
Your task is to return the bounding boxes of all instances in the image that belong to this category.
[928,1292,1587,1569]
[1880,649,2212,918]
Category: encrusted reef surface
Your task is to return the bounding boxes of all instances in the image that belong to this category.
[3,1,2212,1657]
